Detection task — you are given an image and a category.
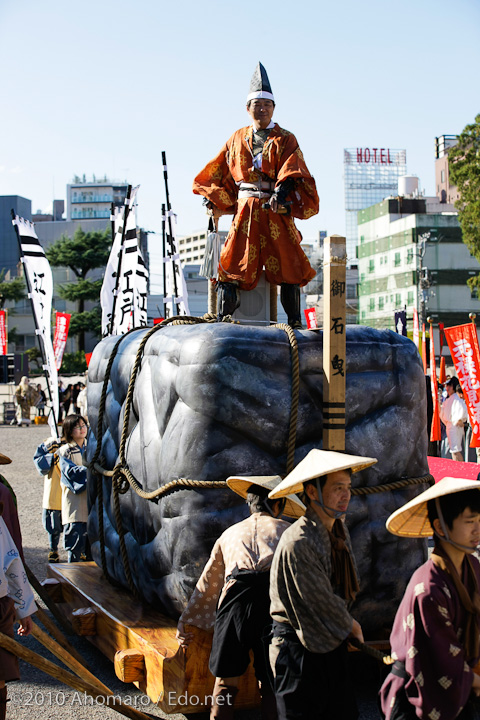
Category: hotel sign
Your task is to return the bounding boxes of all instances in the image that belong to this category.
[344,148,406,165]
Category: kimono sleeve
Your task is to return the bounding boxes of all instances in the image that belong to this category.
[403,581,474,719]
[179,538,226,631]
[274,133,319,220]
[59,456,87,494]
[193,142,238,212]
[33,442,56,476]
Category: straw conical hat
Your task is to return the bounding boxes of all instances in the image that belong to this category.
[386,477,480,538]
[268,449,377,499]
[226,475,305,519]
[0,453,12,465]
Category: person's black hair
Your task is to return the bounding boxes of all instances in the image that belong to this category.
[427,489,480,530]
[62,414,87,443]
[246,484,284,515]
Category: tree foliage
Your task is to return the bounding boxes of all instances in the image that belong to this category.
[46,227,111,279]
[0,270,26,309]
[448,114,480,290]
[46,227,111,350]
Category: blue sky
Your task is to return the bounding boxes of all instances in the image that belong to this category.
[0,0,478,291]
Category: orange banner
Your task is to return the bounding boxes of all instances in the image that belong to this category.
[439,356,446,384]
[429,324,441,442]
[421,323,427,374]
[444,323,480,448]
[0,310,6,355]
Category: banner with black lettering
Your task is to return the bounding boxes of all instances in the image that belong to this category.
[101,205,124,336]
[163,210,190,317]
[12,215,59,438]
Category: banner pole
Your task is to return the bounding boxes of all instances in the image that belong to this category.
[162,203,167,318]
[11,210,59,437]
[161,152,180,315]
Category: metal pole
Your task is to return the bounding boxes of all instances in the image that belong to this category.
[162,203,168,318]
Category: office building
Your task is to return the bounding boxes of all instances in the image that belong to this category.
[344,147,407,265]
[66,175,128,221]
[357,190,480,331]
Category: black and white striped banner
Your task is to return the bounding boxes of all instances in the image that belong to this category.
[12,215,59,438]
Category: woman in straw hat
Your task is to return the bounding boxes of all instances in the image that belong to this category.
[175,476,305,720]
[267,449,377,720]
[379,477,480,719]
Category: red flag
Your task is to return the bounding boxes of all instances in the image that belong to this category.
[53,312,71,370]
[439,356,446,384]
[304,307,318,329]
[444,323,480,448]
[85,352,92,367]
[421,323,427,374]
[0,311,7,355]
[429,323,441,442]
[413,309,419,349]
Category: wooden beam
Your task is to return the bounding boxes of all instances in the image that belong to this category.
[323,235,347,451]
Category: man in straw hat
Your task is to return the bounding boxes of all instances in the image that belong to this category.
[193,62,319,328]
[267,448,377,720]
[379,477,480,719]
[176,476,305,719]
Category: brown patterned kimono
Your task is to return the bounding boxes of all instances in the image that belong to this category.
[193,123,319,290]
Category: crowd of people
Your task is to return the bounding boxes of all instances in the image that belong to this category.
[10,376,87,428]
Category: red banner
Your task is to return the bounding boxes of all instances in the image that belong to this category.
[444,323,480,448]
[439,356,446,384]
[0,311,6,355]
[53,312,71,370]
[429,323,441,442]
[304,307,318,329]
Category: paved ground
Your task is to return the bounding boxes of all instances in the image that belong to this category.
[0,424,382,719]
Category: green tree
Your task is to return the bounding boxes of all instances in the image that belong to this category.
[46,227,111,351]
[0,270,26,309]
[448,114,480,290]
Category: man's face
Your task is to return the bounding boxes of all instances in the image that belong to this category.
[247,99,275,130]
[446,383,454,396]
[322,470,352,517]
[447,507,480,552]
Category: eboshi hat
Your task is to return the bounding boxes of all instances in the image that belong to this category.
[226,475,306,519]
[0,453,12,465]
[386,476,480,538]
[268,449,377,499]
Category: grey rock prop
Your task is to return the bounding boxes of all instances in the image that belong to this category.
[86,323,429,636]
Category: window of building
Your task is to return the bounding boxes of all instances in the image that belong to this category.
[368,259,375,273]
[395,293,402,308]
[347,285,356,299]
[380,257,383,265]
[369,298,375,311]
[379,297,384,310]
[471,287,478,300]
[441,169,445,183]
[394,252,401,267]
[407,291,414,305]
[360,235,365,245]
[407,249,413,264]
[360,273,365,282]
[361,310,366,320]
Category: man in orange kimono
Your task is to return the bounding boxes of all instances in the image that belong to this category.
[193,63,319,328]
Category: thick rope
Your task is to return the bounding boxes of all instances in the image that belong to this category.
[351,473,434,496]
[272,323,300,475]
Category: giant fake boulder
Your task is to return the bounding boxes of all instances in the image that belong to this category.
[86,323,429,636]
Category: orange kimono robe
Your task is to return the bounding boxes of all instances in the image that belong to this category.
[193,124,319,291]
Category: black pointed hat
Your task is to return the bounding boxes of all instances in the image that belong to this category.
[247,62,274,103]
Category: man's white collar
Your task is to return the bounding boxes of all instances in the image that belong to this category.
[252,120,275,132]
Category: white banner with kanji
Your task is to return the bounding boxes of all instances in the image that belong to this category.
[53,312,71,370]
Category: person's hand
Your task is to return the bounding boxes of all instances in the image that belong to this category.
[205,202,224,220]
[269,194,279,213]
[455,420,465,427]
[176,620,194,648]
[349,618,364,644]
[17,616,33,636]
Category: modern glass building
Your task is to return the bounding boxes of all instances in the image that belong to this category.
[344,147,407,265]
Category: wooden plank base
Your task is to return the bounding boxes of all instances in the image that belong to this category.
[47,563,260,714]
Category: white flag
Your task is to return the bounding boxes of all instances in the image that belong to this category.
[101,205,123,336]
[134,246,149,328]
[12,216,59,439]
[114,186,138,334]
[163,211,190,317]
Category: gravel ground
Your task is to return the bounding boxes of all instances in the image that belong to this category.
[0,424,382,719]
